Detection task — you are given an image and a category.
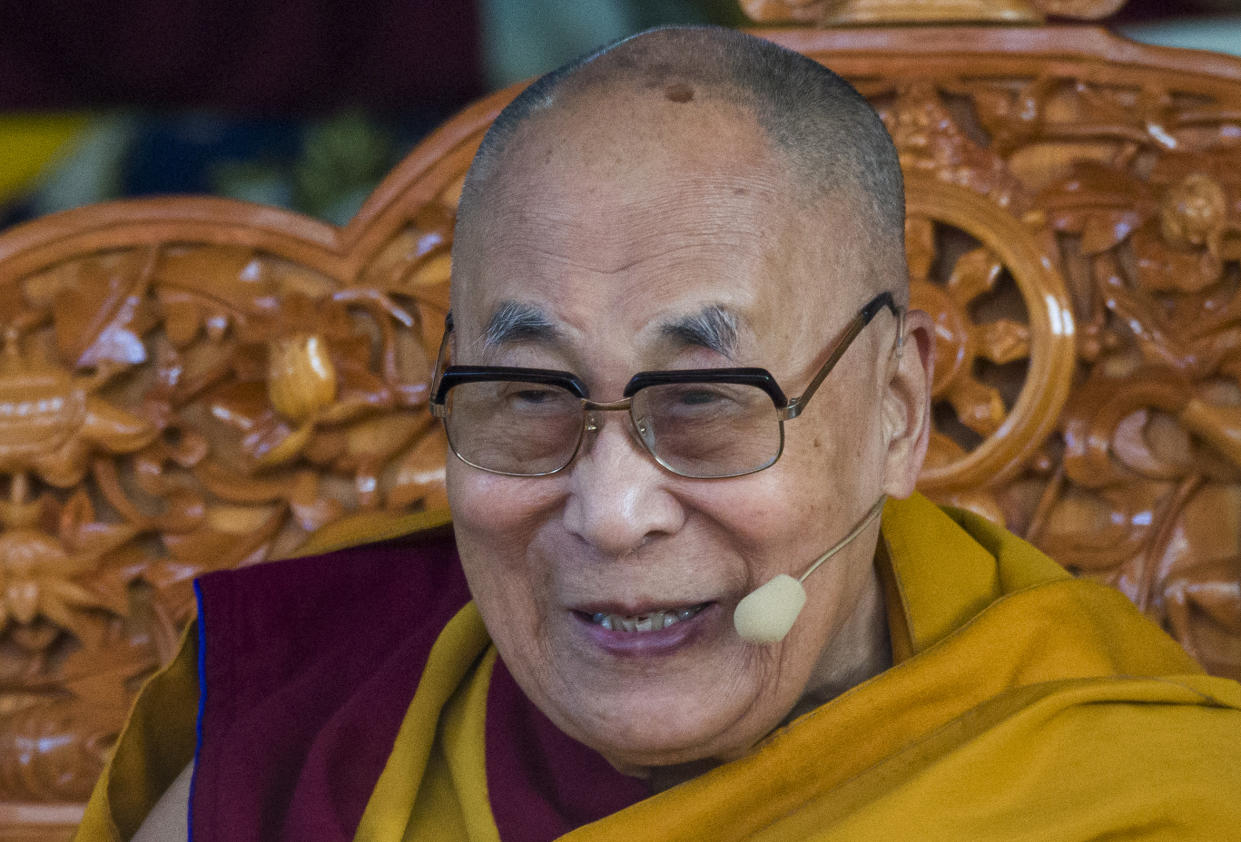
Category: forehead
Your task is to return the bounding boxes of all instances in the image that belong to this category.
[452,92,861,363]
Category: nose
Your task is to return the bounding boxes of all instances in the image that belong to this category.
[561,411,686,557]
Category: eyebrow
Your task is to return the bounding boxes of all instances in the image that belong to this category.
[659,305,741,359]
[480,300,741,359]
[482,300,561,350]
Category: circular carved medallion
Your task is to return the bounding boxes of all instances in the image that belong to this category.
[905,171,1076,491]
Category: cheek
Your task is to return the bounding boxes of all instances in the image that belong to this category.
[714,422,882,590]
[446,461,562,627]
[781,389,887,496]
[445,459,563,537]
[689,470,830,596]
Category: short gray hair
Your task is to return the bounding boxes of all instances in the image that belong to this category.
[454,25,906,298]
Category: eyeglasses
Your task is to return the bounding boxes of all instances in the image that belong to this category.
[429,292,903,479]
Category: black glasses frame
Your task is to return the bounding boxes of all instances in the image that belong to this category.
[433,366,787,407]
[429,291,903,477]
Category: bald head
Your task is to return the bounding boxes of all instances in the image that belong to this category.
[453,25,906,311]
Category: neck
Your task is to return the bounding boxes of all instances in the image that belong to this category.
[788,556,892,721]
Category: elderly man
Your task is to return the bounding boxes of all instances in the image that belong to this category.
[79,26,1240,842]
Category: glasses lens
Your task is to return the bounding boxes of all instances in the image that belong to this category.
[633,382,781,478]
[443,380,582,475]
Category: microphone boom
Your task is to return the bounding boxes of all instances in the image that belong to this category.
[733,496,887,644]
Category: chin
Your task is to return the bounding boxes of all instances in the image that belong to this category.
[498,597,798,775]
[542,661,775,773]
[577,708,752,772]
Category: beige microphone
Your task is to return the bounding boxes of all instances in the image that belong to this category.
[733,496,887,644]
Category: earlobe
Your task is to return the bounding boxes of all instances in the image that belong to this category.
[881,309,935,499]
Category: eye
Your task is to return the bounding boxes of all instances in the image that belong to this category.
[496,383,577,415]
[639,381,770,424]
[677,388,725,406]
[512,387,556,404]
[657,384,744,417]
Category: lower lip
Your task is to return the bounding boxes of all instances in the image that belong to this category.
[571,603,716,657]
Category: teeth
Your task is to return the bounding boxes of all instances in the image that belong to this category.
[589,604,705,633]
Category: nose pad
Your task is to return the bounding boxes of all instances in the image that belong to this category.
[633,413,657,450]
[580,410,656,461]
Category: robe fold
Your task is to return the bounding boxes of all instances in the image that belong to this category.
[76,495,1241,841]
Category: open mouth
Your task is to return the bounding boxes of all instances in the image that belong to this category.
[585,603,708,632]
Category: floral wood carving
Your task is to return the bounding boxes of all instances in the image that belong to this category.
[760,26,1241,683]
[3,22,1241,842]
[0,92,516,836]
[739,0,1128,25]
[0,242,455,800]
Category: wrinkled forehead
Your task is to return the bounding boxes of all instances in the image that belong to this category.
[475,88,784,227]
[450,93,865,359]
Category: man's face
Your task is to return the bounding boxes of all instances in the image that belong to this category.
[447,93,908,773]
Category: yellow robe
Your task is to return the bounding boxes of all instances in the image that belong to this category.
[78,495,1241,840]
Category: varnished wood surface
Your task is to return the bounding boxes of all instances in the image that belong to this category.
[744,0,1135,24]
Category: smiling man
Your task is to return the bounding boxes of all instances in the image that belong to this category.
[80,26,1241,842]
[438,31,921,783]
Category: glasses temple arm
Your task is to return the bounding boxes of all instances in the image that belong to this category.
[783,314,869,419]
[782,293,903,420]
[429,312,454,412]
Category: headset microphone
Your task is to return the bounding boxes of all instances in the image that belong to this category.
[733,496,887,644]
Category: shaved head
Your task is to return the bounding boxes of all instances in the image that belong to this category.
[452,25,906,313]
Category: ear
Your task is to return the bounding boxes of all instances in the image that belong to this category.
[880,308,934,499]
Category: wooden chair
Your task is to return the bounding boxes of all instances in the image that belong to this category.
[2,0,1239,836]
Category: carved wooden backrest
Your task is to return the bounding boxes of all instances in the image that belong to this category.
[2,3,1241,837]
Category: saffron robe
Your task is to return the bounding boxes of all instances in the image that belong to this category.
[77,494,1241,840]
